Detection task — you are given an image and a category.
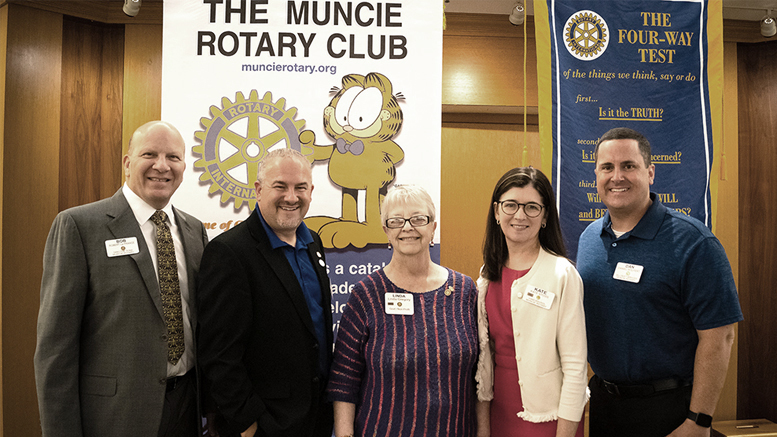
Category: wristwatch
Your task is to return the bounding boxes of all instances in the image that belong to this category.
[687,410,713,428]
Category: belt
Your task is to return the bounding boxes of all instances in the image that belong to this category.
[166,369,194,392]
[597,375,690,398]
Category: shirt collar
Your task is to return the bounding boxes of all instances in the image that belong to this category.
[255,206,313,250]
[601,192,664,240]
[122,183,176,226]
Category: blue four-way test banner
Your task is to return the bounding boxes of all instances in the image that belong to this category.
[539,0,717,259]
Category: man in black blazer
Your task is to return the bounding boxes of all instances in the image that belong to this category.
[197,149,334,437]
[34,121,209,437]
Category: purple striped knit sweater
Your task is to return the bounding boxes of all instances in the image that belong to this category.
[327,268,479,437]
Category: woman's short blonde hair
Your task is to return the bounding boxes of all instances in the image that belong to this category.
[381,184,437,224]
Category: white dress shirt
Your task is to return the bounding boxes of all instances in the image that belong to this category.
[122,184,193,377]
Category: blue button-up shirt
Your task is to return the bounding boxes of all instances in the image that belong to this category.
[256,208,328,378]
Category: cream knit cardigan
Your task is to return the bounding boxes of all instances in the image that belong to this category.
[475,248,589,422]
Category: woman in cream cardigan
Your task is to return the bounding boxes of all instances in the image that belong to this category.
[476,167,587,437]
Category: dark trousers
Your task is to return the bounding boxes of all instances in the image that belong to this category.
[158,370,199,437]
[310,400,334,437]
[588,375,693,437]
[217,399,333,437]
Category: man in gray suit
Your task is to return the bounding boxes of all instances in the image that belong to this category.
[34,121,208,437]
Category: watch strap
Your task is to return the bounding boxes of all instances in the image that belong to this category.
[687,410,713,428]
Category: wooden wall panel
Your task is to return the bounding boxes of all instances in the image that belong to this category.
[724,19,773,43]
[122,24,162,159]
[712,41,740,421]
[59,17,124,211]
[9,0,163,25]
[440,14,541,277]
[2,4,62,436]
[440,124,540,278]
[443,14,538,109]
[737,40,777,422]
[0,3,8,427]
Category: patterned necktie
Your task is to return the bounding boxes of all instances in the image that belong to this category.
[151,210,185,365]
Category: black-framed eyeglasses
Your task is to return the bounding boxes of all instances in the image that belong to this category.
[495,200,544,218]
[385,215,432,229]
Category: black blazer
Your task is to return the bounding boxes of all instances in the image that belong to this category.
[197,211,333,437]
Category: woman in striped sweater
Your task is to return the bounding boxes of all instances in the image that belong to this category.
[326,184,487,437]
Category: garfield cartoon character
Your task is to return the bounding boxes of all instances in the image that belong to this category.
[299,72,404,249]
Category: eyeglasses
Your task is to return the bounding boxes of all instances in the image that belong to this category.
[496,200,544,218]
[385,215,432,229]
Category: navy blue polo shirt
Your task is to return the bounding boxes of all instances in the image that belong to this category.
[256,208,328,378]
[577,193,743,384]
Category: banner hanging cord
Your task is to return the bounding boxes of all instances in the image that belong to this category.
[522,16,529,166]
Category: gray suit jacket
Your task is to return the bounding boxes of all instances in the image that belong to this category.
[34,189,208,437]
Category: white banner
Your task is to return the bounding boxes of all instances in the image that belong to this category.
[162,0,444,335]
[162,0,443,248]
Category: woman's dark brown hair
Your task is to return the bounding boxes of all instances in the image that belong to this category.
[481,167,567,281]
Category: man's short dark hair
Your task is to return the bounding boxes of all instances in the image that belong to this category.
[595,127,652,167]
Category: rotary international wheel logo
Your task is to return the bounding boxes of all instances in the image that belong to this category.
[564,10,609,60]
[193,90,306,211]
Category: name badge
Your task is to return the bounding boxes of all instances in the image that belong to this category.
[385,292,414,315]
[105,237,140,257]
[522,285,555,310]
[613,262,644,283]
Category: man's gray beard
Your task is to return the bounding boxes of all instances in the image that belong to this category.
[276,217,303,231]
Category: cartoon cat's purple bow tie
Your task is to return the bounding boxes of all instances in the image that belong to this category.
[336,138,364,155]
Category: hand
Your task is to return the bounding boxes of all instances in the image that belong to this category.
[203,413,219,437]
[475,400,490,437]
[666,419,710,437]
[555,418,580,437]
[240,421,258,437]
[299,130,316,162]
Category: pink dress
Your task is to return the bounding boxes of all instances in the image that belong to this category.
[485,267,585,437]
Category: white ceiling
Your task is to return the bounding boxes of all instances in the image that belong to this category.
[444,0,777,21]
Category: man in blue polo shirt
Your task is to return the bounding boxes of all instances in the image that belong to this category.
[197,149,334,437]
[577,127,743,437]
